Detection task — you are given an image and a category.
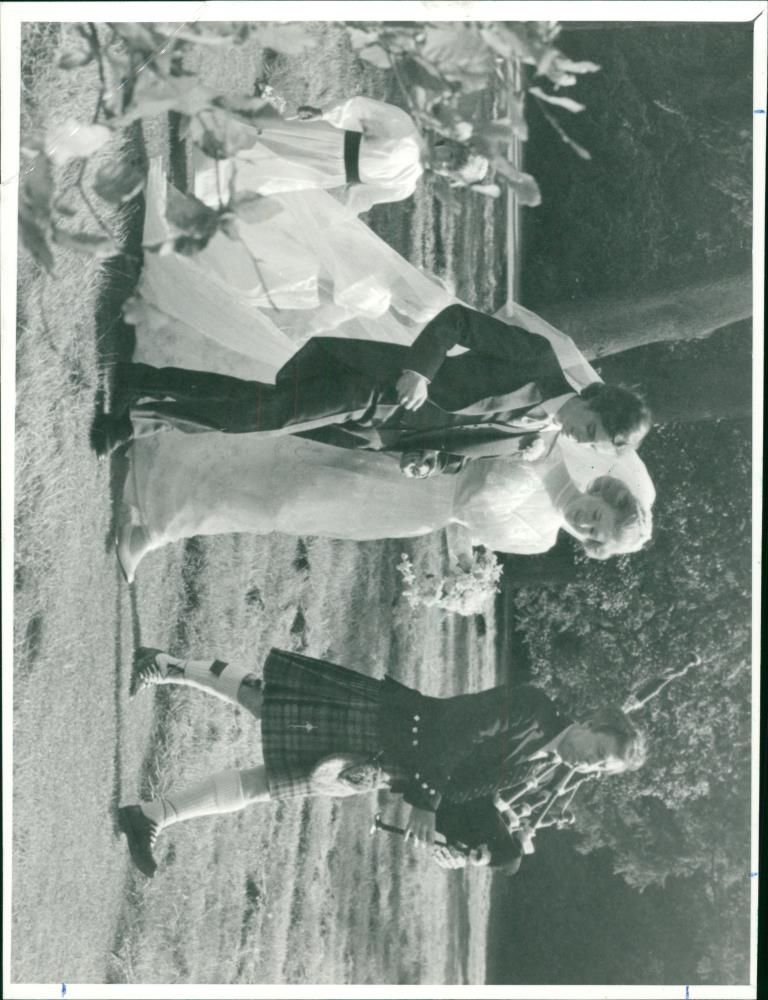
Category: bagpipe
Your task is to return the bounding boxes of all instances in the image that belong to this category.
[368,654,703,858]
[368,756,594,859]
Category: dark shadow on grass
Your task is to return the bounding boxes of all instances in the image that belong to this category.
[98,115,191,546]
[167,112,188,190]
[109,577,126,834]
[104,447,131,556]
[105,114,197,978]
[109,581,144,837]
[108,539,206,968]
[92,120,147,405]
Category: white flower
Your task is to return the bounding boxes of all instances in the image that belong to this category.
[397,550,504,617]
[521,436,548,462]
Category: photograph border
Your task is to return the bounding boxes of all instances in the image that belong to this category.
[2,2,765,998]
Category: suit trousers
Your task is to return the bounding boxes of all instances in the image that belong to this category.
[120,361,389,436]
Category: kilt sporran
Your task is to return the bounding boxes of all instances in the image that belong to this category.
[261,649,385,799]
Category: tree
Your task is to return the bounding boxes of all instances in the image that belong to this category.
[593,321,752,424]
[535,271,751,359]
[507,416,751,909]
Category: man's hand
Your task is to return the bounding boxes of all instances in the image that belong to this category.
[432,843,492,869]
[400,450,441,479]
[516,825,537,855]
[296,105,322,120]
[404,806,436,848]
[431,843,468,869]
[396,370,430,411]
[468,845,492,867]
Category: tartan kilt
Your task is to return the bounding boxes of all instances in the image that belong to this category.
[261,648,384,799]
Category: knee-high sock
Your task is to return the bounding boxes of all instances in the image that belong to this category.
[158,655,256,707]
[141,768,247,832]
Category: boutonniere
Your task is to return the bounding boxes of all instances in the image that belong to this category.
[519,434,548,463]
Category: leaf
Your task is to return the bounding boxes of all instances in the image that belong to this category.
[491,158,541,206]
[19,212,54,272]
[480,25,536,63]
[475,112,528,150]
[110,22,159,54]
[555,58,601,75]
[58,47,94,70]
[143,238,175,256]
[164,186,220,242]
[399,54,445,92]
[218,215,241,241]
[53,198,78,217]
[506,95,530,138]
[469,182,502,198]
[187,109,260,160]
[357,44,391,69]
[45,121,111,164]
[165,188,218,231]
[506,174,542,206]
[53,229,119,257]
[421,27,494,89]
[546,71,577,88]
[21,153,53,221]
[93,160,146,203]
[430,175,461,215]
[212,94,283,124]
[529,86,585,113]
[115,75,216,125]
[254,23,317,55]
[153,21,239,46]
[344,26,381,51]
[379,27,419,55]
[172,235,214,256]
[233,192,284,223]
[535,104,592,160]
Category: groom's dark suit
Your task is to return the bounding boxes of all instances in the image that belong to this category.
[125,303,575,461]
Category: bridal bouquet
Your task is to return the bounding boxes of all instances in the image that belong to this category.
[397,549,504,616]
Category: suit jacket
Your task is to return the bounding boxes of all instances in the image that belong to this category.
[377,677,569,812]
[278,303,574,461]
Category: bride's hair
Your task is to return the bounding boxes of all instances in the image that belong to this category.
[581,475,653,560]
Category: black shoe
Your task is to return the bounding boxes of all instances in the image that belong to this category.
[129,646,166,697]
[90,412,133,459]
[118,805,158,878]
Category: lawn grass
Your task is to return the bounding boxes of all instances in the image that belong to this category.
[12,21,502,986]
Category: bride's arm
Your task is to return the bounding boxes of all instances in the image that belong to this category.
[445,522,477,572]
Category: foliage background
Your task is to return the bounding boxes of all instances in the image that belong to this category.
[490,22,753,986]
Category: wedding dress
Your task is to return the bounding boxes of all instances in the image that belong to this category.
[122,157,654,558]
[125,428,564,553]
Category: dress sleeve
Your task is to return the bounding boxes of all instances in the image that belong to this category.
[458,460,562,555]
[339,176,419,215]
[322,97,418,140]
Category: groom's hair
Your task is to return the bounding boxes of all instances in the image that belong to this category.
[580,383,652,449]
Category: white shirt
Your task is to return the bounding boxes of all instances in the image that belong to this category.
[323,97,425,213]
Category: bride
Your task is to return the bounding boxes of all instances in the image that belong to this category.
[113,157,654,582]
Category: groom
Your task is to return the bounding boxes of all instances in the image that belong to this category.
[92,302,652,470]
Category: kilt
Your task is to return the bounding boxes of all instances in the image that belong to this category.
[261,648,384,799]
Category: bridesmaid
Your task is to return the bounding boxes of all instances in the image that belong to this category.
[194,96,490,216]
